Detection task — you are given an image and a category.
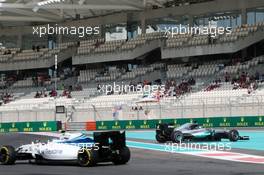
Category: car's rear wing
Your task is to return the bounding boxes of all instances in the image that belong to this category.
[93,131,126,150]
[239,136,250,140]
[156,123,175,131]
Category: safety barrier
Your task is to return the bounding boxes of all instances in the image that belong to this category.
[95,116,264,130]
[1,116,263,132]
[64,121,97,131]
[65,122,87,131]
[0,121,61,132]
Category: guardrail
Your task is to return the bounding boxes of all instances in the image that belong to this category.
[1,116,263,132]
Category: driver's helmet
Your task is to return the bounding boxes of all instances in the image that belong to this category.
[190,123,199,130]
[59,133,70,140]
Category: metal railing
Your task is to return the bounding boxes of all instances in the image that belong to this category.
[0,93,264,123]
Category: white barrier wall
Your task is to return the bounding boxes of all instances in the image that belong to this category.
[0,110,55,123]
[0,102,263,123]
[1,91,264,123]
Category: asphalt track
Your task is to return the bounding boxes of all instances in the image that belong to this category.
[0,133,264,175]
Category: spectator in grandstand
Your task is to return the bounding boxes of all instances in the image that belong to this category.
[62,89,67,97]
[165,80,177,96]
[74,84,82,91]
[205,81,220,91]
[255,71,260,81]
[225,72,231,82]
[233,82,240,90]
[188,77,196,86]
[62,89,72,98]
[67,91,72,98]
[248,81,258,94]
[36,45,40,52]
[1,92,13,104]
[3,50,11,55]
[231,71,257,90]
[95,39,103,48]
[35,91,40,98]
[106,86,114,95]
[143,80,149,86]
[50,89,57,97]
[42,90,47,97]
[97,84,101,91]
[129,81,135,91]
[208,34,212,44]
[155,87,161,102]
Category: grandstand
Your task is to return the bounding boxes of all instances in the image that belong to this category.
[0,0,263,125]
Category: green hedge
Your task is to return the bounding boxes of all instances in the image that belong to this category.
[0,121,61,133]
[96,116,264,130]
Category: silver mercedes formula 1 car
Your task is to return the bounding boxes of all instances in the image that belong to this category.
[156,123,249,143]
[0,131,130,167]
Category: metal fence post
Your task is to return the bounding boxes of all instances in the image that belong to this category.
[202,101,205,118]
[256,96,260,116]
[181,102,184,118]
[260,97,262,116]
[17,110,20,122]
[137,108,139,120]
[35,110,38,121]
[229,98,232,116]
[94,108,96,121]
[159,104,162,119]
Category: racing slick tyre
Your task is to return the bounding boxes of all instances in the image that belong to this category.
[0,145,16,165]
[77,149,98,167]
[33,155,44,165]
[229,129,239,142]
[112,146,130,165]
[171,131,183,143]
[156,134,166,143]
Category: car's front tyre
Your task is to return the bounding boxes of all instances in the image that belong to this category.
[171,131,183,143]
[0,145,16,165]
[229,129,240,142]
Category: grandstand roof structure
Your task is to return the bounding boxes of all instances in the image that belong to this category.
[0,0,141,25]
[0,0,262,26]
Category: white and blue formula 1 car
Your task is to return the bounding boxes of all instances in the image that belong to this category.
[0,131,130,167]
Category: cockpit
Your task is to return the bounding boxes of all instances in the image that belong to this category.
[177,123,203,130]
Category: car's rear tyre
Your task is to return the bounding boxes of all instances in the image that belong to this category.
[34,155,44,165]
[171,131,183,143]
[156,134,166,143]
[77,149,98,167]
[229,129,239,142]
[112,146,130,165]
[0,145,16,165]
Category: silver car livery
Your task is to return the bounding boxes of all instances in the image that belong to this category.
[156,123,249,143]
